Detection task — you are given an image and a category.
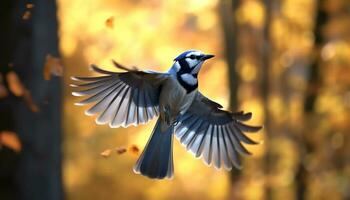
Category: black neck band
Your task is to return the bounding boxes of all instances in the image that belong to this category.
[177,74,198,93]
[176,60,198,93]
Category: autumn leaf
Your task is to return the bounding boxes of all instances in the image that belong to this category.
[115,147,127,155]
[26,3,34,9]
[105,16,114,29]
[43,54,64,80]
[6,71,25,97]
[5,71,40,112]
[22,89,40,113]
[100,149,112,158]
[0,74,8,99]
[0,84,8,99]
[128,144,139,155]
[0,131,22,153]
[22,10,31,20]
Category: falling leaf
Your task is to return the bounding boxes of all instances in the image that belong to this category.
[115,147,127,155]
[22,89,40,113]
[26,3,34,9]
[5,71,39,112]
[22,10,31,20]
[0,131,22,152]
[6,71,25,97]
[128,144,139,155]
[105,16,114,29]
[0,84,8,99]
[0,73,4,83]
[43,54,64,80]
[100,149,112,158]
[0,74,8,98]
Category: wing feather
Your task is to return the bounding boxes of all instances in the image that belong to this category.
[71,63,168,128]
[219,126,232,170]
[174,92,262,170]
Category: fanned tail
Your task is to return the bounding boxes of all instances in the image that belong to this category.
[133,119,174,179]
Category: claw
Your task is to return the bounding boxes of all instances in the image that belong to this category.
[164,106,171,125]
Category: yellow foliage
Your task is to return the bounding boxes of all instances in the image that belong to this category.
[237,57,257,82]
[236,0,265,28]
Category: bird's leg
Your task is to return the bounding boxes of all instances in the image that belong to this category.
[158,105,172,132]
[163,105,171,126]
[159,106,169,124]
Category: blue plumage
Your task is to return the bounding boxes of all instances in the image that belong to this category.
[71,50,262,179]
[133,119,174,179]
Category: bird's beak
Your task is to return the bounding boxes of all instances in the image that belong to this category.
[201,54,214,61]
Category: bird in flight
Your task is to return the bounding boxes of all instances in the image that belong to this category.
[71,50,262,179]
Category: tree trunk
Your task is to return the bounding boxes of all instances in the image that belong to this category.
[0,0,63,199]
[261,0,272,199]
[296,1,328,199]
[219,0,240,110]
[219,0,242,199]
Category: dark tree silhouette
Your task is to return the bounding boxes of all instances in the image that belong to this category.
[296,1,328,199]
[219,0,243,199]
[0,0,63,199]
[261,0,272,198]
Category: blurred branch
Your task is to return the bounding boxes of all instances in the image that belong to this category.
[261,0,272,199]
[304,0,327,113]
[218,0,242,198]
[297,1,328,200]
[219,0,240,111]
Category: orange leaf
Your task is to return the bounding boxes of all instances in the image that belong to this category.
[26,3,34,9]
[0,74,8,99]
[0,131,22,152]
[22,89,40,113]
[43,54,64,80]
[0,84,8,99]
[128,144,139,155]
[22,10,31,20]
[105,16,114,29]
[100,149,112,158]
[6,71,25,97]
[5,71,39,112]
[115,147,127,155]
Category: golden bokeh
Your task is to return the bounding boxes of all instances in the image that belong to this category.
[58,0,241,199]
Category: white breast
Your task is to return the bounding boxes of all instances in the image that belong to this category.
[180,73,197,86]
[159,77,197,117]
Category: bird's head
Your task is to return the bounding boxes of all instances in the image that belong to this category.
[169,50,214,92]
[171,50,214,76]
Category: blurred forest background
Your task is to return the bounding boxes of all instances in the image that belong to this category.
[0,0,350,200]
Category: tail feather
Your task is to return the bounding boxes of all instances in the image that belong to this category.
[133,119,174,179]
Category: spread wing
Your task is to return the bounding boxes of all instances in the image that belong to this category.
[71,62,168,128]
[174,92,262,170]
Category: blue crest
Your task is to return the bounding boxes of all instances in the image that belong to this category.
[174,50,200,61]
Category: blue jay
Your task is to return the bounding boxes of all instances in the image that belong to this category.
[71,50,262,179]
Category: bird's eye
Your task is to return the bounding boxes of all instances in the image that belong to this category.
[189,55,196,59]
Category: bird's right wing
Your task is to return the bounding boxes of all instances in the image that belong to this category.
[174,92,262,170]
[71,62,169,128]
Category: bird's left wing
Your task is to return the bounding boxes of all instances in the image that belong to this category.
[71,62,168,128]
[174,92,262,170]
